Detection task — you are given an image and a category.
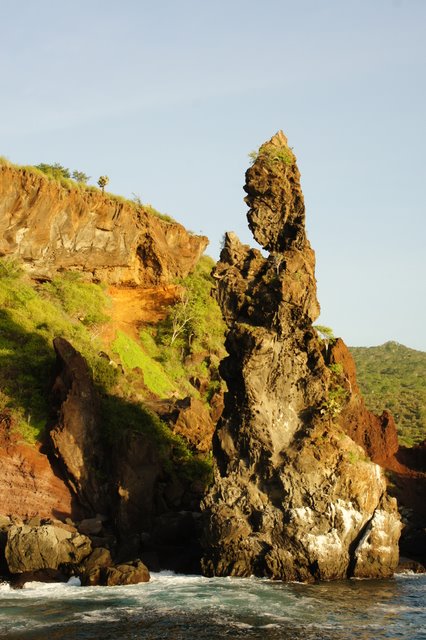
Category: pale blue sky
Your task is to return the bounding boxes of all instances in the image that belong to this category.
[1,0,425,350]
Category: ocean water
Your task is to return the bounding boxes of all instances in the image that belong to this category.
[0,572,425,640]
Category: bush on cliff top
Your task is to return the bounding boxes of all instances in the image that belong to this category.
[249,141,295,167]
[0,156,176,223]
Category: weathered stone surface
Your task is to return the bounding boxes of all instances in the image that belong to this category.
[170,397,215,453]
[77,518,104,536]
[328,341,426,567]
[0,165,208,285]
[0,412,74,521]
[103,559,150,586]
[201,131,401,581]
[352,494,401,578]
[5,524,92,573]
[49,338,109,515]
[79,547,113,586]
[112,428,163,536]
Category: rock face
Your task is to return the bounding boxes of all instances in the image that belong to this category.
[113,428,163,536]
[0,165,207,285]
[0,412,74,520]
[5,524,92,573]
[328,339,399,465]
[201,131,401,581]
[50,337,109,515]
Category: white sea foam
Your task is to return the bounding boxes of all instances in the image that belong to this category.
[0,571,424,639]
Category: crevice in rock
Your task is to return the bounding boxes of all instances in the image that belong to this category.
[346,495,383,579]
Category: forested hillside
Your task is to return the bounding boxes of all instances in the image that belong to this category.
[350,342,426,446]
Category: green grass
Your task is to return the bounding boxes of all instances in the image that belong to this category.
[139,255,226,403]
[249,141,295,167]
[112,330,175,397]
[0,259,115,441]
[350,341,426,447]
[42,272,110,327]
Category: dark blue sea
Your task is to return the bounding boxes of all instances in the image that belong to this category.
[0,572,425,639]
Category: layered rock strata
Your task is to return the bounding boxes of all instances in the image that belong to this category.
[0,165,207,285]
[202,131,401,581]
[0,413,74,520]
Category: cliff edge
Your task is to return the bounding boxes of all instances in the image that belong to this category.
[0,164,207,285]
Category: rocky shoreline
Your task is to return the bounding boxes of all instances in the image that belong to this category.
[0,514,149,587]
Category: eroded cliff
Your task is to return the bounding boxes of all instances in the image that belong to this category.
[201,131,401,581]
[0,164,207,285]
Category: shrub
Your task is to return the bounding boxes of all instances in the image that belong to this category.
[156,256,226,358]
[72,170,90,184]
[249,142,295,167]
[112,330,174,397]
[35,162,71,180]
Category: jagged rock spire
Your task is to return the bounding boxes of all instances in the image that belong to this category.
[201,132,401,582]
[245,130,306,252]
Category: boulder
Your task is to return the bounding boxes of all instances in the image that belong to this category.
[171,398,215,453]
[79,547,113,586]
[77,518,104,536]
[5,524,92,574]
[10,568,68,589]
[103,560,150,586]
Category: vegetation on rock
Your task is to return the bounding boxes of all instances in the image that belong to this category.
[136,255,226,402]
[0,156,175,223]
[248,140,295,167]
[0,253,224,487]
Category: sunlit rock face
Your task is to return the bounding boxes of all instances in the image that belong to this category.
[0,165,207,285]
[201,132,401,582]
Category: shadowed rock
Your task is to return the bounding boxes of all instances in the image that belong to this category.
[50,338,109,515]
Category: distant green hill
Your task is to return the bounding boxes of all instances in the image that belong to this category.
[350,342,426,447]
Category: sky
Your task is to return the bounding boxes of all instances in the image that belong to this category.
[1,0,425,350]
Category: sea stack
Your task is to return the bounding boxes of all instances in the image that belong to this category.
[201,131,401,581]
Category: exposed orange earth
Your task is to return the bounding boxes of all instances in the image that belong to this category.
[101,284,180,343]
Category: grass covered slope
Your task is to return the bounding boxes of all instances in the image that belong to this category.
[0,260,115,441]
[350,342,426,446]
[0,254,225,484]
